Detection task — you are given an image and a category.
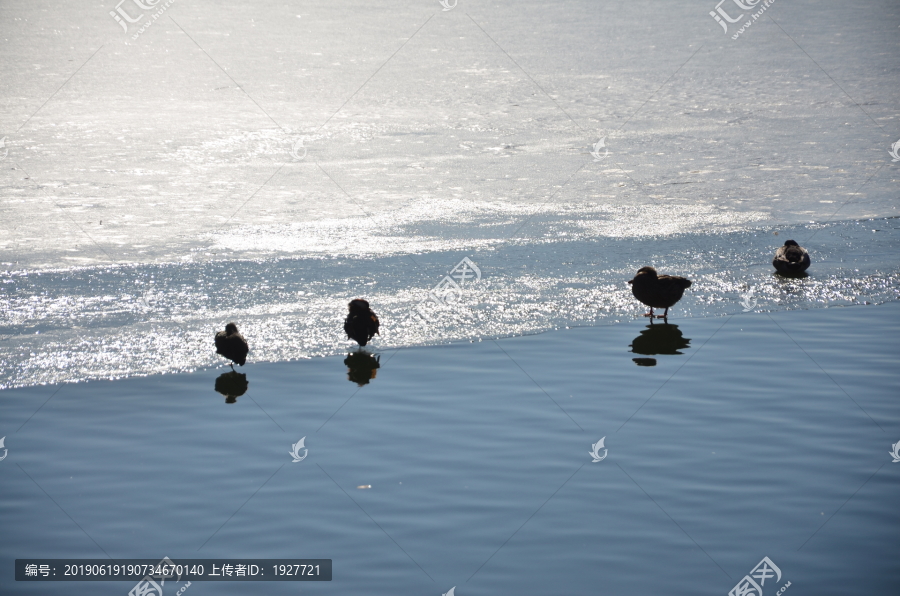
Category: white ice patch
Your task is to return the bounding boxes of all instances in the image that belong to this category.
[205,199,770,257]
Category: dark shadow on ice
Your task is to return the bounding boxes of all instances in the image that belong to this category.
[629,323,691,366]
[632,357,657,367]
[774,270,809,280]
[344,352,381,386]
[215,371,248,404]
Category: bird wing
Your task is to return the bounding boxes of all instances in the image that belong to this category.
[658,275,691,290]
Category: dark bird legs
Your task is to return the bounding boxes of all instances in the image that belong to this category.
[642,306,673,320]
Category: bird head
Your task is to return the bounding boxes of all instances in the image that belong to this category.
[225,322,239,334]
[348,298,370,313]
[784,240,799,247]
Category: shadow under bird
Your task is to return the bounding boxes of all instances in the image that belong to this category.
[344,352,381,386]
[628,266,692,321]
[772,239,810,274]
[344,299,380,347]
[214,371,248,403]
[215,322,249,368]
[629,322,691,366]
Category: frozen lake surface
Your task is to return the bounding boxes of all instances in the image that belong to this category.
[1,217,898,389]
[1,0,898,594]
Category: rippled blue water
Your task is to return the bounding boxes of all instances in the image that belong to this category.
[1,303,898,595]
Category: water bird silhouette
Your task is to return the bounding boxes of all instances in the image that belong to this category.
[629,322,691,366]
[344,352,381,386]
[214,371,248,404]
[215,322,249,368]
[772,240,810,275]
[344,299,380,346]
[628,267,692,320]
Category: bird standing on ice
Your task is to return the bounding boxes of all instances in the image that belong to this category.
[772,239,810,274]
[628,266,692,321]
[215,322,249,368]
[344,299,380,347]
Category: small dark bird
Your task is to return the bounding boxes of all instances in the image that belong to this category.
[772,240,810,274]
[215,322,249,368]
[628,266,692,321]
[344,299,380,346]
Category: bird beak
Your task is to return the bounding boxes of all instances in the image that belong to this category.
[627,280,633,285]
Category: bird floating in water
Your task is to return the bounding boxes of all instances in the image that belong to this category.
[628,266,692,321]
[344,299,380,346]
[215,322,249,368]
[772,239,810,274]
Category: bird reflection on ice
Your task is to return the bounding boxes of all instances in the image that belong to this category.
[344,352,381,386]
[214,371,249,403]
[629,323,691,367]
